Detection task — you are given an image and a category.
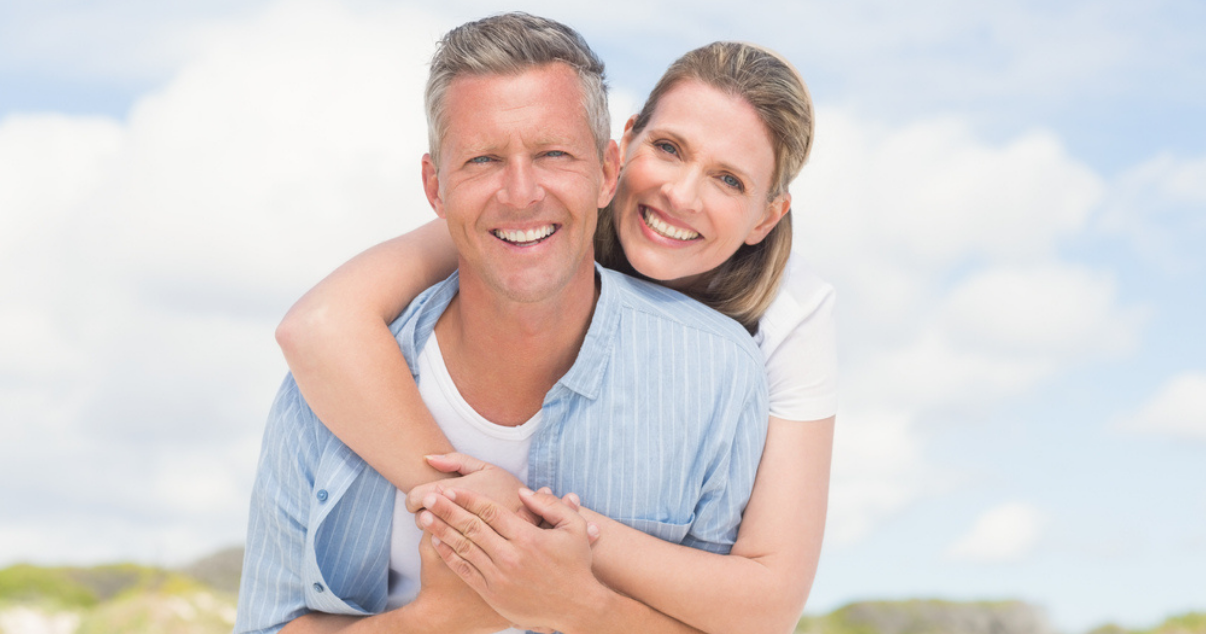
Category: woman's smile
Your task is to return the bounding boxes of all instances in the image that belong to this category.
[612,79,779,286]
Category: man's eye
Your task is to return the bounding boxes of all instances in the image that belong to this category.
[469,156,492,164]
[545,150,567,158]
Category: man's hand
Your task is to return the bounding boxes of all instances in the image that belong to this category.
[407,453,539,525]
[408,534,511,634]
[419,487,606,633]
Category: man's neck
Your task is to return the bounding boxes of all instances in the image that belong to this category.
[433,265,599,426]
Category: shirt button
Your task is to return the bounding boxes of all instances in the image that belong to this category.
[316,489,328,502]
[313,582,325,593]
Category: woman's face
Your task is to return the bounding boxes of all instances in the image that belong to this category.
[612,80,789,289]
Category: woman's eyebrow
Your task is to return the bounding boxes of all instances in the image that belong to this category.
[645,126,755,181]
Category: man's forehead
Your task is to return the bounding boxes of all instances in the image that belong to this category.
[440,64,594,152]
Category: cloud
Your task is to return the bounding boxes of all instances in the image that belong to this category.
[945,502,1046,563]
[0,1,274,83]
[1120,372,1206,441]
[826,408,939,545]
[0,0,453,566]
[795,110,1105,329]
[1100,153,1206,270]
[792,106,1144,542]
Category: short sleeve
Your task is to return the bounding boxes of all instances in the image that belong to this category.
[756,256,839,422]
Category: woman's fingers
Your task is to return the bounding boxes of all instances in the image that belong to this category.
[425,451,490,475]
[405,481,444,513]
[517,487,586,533]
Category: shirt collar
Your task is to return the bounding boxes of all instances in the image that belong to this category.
[393,263,620,402]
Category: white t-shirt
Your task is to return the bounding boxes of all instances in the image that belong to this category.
[752,253,838,422]
[386,335,540,634]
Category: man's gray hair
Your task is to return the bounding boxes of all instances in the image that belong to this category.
[425,12,610,165]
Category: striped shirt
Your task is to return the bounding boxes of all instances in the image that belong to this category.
[235,265,769,633]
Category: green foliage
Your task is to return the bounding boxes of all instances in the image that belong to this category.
[1142,612,1206,634]
[796,599,1049,634]
[0,564,98,609]
[0,561,218,611]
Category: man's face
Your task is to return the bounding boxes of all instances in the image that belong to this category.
[422,63,619,304]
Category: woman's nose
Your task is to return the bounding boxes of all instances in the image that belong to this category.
[663,167,702,214]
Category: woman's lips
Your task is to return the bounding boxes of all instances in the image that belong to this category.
[640,206,700,241]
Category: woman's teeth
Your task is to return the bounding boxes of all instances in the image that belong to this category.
[493,225,556,245]
[643,208,700,241]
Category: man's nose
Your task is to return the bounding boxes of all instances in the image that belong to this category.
[496,159,545,208]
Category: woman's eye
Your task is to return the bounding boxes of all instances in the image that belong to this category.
[654,141,678,156]
[721,174,744,190]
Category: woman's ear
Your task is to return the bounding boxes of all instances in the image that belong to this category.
[618,114,639,160]
[745,192,791,245]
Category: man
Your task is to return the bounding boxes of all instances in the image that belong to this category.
[235,13,768,634]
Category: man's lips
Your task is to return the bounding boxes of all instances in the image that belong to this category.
[491,224,557,245]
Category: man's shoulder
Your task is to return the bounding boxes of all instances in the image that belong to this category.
[600,267,762,361]
[387,272,460,373]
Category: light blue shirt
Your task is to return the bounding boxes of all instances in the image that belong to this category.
[235,266,769,633]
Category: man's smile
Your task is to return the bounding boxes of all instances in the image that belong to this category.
[491,224,558,246]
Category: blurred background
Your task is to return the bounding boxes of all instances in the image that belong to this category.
[2,0,1203,632]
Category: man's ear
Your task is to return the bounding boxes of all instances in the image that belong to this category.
[745,192,791,245]
[597,139,621,209]
[422,153,445,218]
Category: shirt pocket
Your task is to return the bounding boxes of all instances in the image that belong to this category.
[614,516,694,544]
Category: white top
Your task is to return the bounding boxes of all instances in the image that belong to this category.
[387,334,540,634]
[753,253,838,422]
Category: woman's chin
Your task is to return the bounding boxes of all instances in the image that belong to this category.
[627,254,701,289]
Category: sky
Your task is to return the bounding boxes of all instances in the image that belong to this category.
[1,0,1204,631]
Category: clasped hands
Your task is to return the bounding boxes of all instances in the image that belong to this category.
[407,453,603,634]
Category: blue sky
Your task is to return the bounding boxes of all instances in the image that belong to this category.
[2,0,1203,631]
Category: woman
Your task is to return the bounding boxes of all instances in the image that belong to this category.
[278,42,836,634]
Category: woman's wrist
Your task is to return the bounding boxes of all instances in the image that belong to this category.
[555,577,620,634]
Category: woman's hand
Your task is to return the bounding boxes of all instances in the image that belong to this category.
[406,452,539,525]
[418,487,605,633]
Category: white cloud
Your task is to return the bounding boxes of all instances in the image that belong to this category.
[0,0,451,566]
[946,502,1046,563]
[1121,372,1206,441]
[827,408,937,545]
[795,110,1105,331]
[938,264,1142,359]
[791,106,1142,542]
[1100,153,1206,269]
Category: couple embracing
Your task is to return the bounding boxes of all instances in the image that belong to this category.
[237,11,836,634]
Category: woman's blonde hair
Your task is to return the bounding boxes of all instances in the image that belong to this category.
[595,41,815,333]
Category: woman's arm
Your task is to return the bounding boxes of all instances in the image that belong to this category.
[421,416,834,634]
[275,219,460,490]
[582,415,834,634]
[420,487,707,634]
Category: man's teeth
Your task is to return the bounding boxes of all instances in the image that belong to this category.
[643,208,700,241]
[493,225,556,244]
